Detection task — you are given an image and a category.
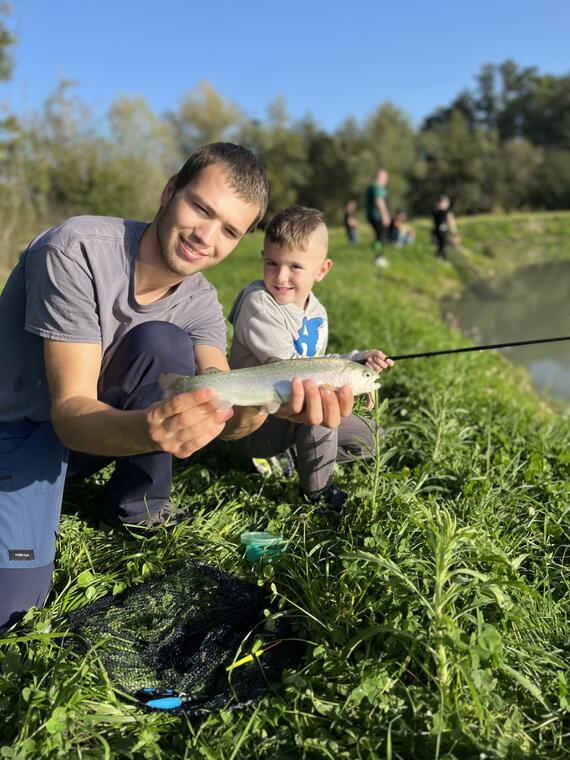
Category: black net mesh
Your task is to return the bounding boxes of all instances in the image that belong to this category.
[68,560,303,715]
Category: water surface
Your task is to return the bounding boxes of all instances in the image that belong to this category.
[442,261,570,402]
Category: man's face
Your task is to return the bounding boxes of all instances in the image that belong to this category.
[376,170,389,186]
[262,231,332,311]
[155,164,260,279]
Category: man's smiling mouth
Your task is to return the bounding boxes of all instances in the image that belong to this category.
[178,235,210,260]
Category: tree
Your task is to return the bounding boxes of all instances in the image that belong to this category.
[533,148,570,209]
[0,3,14,81]
[495,138,542,211]
[419,60,570,211]
[413,109,500,214]
[238,97,310,217]
[24,81,167,221]
[0,3,23,266]
[107,96,179,218]
[167,81,244,158]
[295,117,352,222]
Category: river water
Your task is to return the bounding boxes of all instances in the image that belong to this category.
[442,261,570,402]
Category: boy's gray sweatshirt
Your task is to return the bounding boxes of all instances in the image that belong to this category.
[228,280,364,369]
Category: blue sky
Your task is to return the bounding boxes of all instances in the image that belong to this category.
[3,0,569,131]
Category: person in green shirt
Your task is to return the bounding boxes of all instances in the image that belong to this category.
[365,168,390,268]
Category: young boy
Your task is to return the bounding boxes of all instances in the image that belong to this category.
[343,200,359,244]
[228,205,394,510]
[432,194,460,261]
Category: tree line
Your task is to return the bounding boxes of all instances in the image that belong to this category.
[1,10,569,268]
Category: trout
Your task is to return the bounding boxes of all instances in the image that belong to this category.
[160,357,380,413]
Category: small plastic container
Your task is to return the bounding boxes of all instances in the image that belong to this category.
[240,532,284,563]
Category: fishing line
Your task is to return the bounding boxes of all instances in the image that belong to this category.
[388,335,570,361]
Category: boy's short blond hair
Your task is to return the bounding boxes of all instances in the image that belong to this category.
[265,205,326,250]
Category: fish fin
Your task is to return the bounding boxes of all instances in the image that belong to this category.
[159,372,183,399]
[263,399,282,414]
[209,396,234,412]
[202,367,223,374]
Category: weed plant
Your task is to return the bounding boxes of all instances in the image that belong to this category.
[1,215,569,759]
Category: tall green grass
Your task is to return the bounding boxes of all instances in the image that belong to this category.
[1,214,569,759]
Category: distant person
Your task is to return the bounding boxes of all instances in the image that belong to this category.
[388,210,415,248]
[366,168,390,268]
[343,200,359,244]
[432,194,460,261]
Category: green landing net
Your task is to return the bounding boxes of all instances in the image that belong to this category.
[68,560,303,716]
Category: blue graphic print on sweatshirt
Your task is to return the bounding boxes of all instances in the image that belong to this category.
[294,316,324,357]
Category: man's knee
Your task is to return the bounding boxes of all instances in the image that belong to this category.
[100,321,196,399]
[119,320,190,348]
[111,322,195,370]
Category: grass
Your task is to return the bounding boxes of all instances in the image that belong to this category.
[1,213,569,759]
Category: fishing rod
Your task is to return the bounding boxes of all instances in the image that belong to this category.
[388,335,570,361]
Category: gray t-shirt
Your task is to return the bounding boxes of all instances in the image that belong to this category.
[228,280,364,369]
[0,215,226,422]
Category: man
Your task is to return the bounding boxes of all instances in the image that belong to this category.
[365,168,390,268]
[0,143,355,630]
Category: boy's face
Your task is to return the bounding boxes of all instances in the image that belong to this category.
[262,228,332,310]
[155,163,260,280]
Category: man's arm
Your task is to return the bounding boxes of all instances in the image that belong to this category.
[448,212,460,244]
[376,196,390,227]
[45,340,232,458]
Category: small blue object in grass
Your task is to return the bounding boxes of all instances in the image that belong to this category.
[139,688,208,711]
[146,695,183,710]
[240,532,284,563]
[139,688,181,710]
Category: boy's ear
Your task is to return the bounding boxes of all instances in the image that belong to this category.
[160,175,177,206]
[316,258,333,282]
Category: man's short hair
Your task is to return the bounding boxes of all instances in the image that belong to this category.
[265,205,326,250]
[174,143,269,229]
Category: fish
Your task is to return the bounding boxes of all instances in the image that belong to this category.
[159,357,381,413]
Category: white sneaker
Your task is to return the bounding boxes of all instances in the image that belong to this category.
[375,256,389,268]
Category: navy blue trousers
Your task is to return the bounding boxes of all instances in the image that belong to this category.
[0,321,196,630]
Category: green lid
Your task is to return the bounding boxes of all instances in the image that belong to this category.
[240,532,283,547]
[240,532,284,563]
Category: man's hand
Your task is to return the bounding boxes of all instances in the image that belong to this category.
[274,377,354,428]
[146,387,234,459]
[362,350,395,373]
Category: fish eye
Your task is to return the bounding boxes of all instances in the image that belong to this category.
[364,370,372,378]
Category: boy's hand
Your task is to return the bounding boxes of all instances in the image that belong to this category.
[363,350,395,373]
[274,377,354,428]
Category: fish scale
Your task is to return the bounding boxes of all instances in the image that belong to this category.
[160,357,381,413]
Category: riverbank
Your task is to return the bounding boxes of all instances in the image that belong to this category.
[1,212,569,759]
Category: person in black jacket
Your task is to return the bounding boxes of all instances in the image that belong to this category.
[432,194,460,261]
